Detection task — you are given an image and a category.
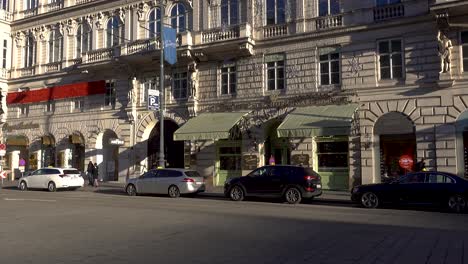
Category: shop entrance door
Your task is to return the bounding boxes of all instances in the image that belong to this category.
[380,134,416,178]
[215,141,242,187]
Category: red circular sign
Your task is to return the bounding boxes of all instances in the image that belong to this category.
[0,144,5,150]
[399,155,414,169]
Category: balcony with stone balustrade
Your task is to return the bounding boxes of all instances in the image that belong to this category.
[45,0,64,12]
[314,14,343,30]
[43,62,62,73]
[121,38,160,56]
[82,48,115,64]
[373,3,405,22]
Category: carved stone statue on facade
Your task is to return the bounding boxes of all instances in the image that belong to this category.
[189,64,199,99]
[437,30,452,73]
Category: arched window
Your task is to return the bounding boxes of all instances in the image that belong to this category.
[221,0,238,26]
[48,28,63,63]
[106,16,123,48]
[76,22,92,58]
[171,3,186,33]
[266,0,285,25]
[148,8,161,38]
[24,34,36,68]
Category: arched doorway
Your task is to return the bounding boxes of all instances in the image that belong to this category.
[41,135,56,168]
[374,112,416,180]
[264,119,290,165]
[101,130,119,181]
[5,135,29,180]
[148,120,184,168]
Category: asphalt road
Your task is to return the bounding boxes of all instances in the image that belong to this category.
[0,187,467,264]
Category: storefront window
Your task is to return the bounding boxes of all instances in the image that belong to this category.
[317,141,348,171]
[219,146,241,170]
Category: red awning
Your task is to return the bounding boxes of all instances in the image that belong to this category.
[7,80,106,105]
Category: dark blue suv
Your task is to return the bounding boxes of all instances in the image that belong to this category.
[224,165,322,204]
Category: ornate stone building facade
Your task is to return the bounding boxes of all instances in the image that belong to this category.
[1,0,467,191]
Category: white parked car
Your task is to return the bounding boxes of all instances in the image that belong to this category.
[18,167,85,192]
[125,168,205,197]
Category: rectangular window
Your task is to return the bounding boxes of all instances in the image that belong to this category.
[317,141,348,171]
[378,39,403,80]
[319,0,340,16]
[45,101,54,113]
[221,64,237,95]
[2,39,6,68]
[18,105,28,117]
[141,78,159,104]
[320,52,340,85]
[172,72,188,99]
[376,0,401,6]
[0,0,8,10]
[105,80,116,108]
[461,31,468,71]
[73,98,84,112]
[266,55,285,91]
[266,0,286,25]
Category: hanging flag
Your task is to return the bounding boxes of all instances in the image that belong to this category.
[163,27,177,65]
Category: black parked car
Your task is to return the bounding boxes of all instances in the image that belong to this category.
[351,171,468,213]
[224,165,322,204]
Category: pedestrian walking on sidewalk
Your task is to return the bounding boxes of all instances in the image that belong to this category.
[86,161,94,186]
[92,163,99,187]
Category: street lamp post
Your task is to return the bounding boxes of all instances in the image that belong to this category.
[158,2,165,168]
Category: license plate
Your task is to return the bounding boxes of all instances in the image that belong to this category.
[316,184,322,188]
[196,182,203,185]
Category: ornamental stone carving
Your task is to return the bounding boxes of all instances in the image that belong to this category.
[137,3,150,22]
[14,32,25,47]
[115,7,125,23]
[66,19,78,36]
[94,12,104,29]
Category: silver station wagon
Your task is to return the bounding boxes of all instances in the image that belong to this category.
[125,168,205,198]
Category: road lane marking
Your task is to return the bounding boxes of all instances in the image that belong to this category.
[4,198,56,202]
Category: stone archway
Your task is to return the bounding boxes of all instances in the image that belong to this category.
[95,129,119,181]
[147,120,184,169]
[373,111,416,182]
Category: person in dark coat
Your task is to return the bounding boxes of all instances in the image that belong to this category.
[86,161,94,186]
[92,163,99,187]
[415,158,426,172]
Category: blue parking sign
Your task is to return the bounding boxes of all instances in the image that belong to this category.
[148,90,160,111]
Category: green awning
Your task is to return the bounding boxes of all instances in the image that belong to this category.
[277,104,358,138]
[174,112,249,141]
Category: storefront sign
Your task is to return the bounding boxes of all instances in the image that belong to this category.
[4,122,40,132]
[109,138,125,146]
[399,155,414,170]
[243,155,258,170]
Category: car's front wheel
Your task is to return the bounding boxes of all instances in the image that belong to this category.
[361,192,379,208]
[284,187,302,204]
[168,185,180,198]
[126,184,137,196]
[47,181,56,192]
[229,185,245,201]
[448,195,467,213]
[19,181,28,191]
